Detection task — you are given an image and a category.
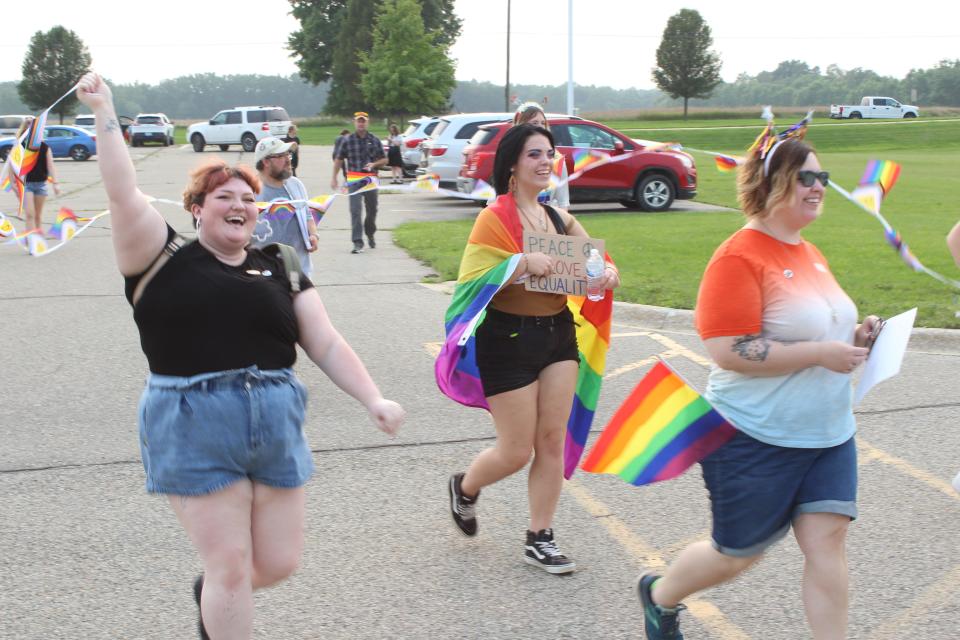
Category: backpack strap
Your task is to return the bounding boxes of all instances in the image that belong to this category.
[132,232,189,307]
[266,242,302,294]
[541,204,567,236]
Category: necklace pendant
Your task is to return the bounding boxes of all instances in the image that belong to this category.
[783,269,793,279]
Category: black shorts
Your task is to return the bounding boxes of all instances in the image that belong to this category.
[475,307,580,398]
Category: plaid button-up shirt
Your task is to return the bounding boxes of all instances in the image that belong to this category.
[337,132,385,172]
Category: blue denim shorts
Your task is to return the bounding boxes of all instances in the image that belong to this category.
[24,181,48,196]
[137,366,314,496]
[700,431,857,557]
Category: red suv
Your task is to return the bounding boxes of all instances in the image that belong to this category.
[457,117,697,211]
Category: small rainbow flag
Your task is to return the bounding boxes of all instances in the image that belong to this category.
[714,154,739,173]
[572,149,609,174]
[413,173,440,192]
[0,212,15,237]
[469,179,495,201]
[582,359,736,486]
[346,172,378,192]
[858,159,901,196]
[26,110,47,151]
[307,194,336,222]
[47,207,78,240]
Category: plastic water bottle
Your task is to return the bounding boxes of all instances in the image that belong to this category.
[585,249,605,302]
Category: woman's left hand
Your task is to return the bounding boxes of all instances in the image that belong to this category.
[854,315,883,349]
[368,397,405,437]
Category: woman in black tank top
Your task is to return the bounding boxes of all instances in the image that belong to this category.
[77,72,405,639]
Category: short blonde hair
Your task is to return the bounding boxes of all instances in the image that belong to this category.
[737,139,814,218]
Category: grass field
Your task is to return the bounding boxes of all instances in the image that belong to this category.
[393,117,960,328]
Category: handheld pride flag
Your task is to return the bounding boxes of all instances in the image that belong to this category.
[0,212,14,237]
[346,172,378,192]
[582,359,736,486]
[714,154,739,173]
[47,207,78,240]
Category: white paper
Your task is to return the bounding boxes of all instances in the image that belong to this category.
[854,307,917,405]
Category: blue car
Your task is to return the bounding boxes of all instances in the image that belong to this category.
[0,125,97,162]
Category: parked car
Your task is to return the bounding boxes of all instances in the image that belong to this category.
[0,115,31,136]
[186,106,292,152]
[0,125,97,162]
[73,114,135,142]
[417,112,516,187]
[458,117,697,211]
[130,113,176,146]
[399,116,440,176]
[830,97,919,119]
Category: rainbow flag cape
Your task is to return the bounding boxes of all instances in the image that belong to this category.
[714,154,739,173]
[435,193,613,478]
[582,359,736,486]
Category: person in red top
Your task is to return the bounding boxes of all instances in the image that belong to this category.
[636,129,881,640]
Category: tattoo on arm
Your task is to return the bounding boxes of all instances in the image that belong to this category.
[731,333,771,362]
[105,119,119,133]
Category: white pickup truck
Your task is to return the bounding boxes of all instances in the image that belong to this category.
[830,97,919,119]
[129,113,176,146]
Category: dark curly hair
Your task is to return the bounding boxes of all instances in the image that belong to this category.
[492,124,555,195]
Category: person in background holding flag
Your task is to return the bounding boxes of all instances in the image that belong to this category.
[331,111,386,254]
[76,72,405,640]
[636,135,881,640]
[512,102,569,209]
[15,116,60,233]
[446,124,619,575]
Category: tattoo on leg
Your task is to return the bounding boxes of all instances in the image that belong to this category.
[105,119,119,133]
[731,333,770,362]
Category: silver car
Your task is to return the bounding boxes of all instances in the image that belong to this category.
[418,112,513,187]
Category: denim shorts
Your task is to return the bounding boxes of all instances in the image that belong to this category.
[137,366,314,496]
[24,181,48,196]
[700,431,857,557]
[475,307,580,397]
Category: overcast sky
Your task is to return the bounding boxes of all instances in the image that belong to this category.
[2,0,957,92]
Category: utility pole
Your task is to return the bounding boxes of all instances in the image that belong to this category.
[505,0,511,112]
[567,0,574,115]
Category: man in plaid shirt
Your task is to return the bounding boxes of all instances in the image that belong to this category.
[331,111,387,253]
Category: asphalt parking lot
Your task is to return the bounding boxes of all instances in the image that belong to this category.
[1,144,957,638]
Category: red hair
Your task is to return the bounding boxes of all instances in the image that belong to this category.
[182,161,261,212]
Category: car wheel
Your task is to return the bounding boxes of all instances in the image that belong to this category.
[849,111,862,119]
[131,138,139,147]
[241,133,257,153]
[191,134,205,152]
[169,135,175,145]
[635,174,675,212]
[904,112,917,118]
[70,145,91,161]
[219,145,230,151]
[161,136,169,147]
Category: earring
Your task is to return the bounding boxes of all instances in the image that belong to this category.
[509,174,517,194]
[195,217,202,239]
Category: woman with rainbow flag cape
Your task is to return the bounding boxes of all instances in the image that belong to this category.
[635,116,882,640]
[77,72,405,640]
[438,124,619,575]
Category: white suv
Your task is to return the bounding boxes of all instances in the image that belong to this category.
[418,112,514,187]
[187,106,292,153]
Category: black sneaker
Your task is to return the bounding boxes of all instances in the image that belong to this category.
[448,472,478,536]
[524,529,576,574]
[193,575,209,640]
[351,246,364,254]
[636,572,686,639]
[367,236,376,249]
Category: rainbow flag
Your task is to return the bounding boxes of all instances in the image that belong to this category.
[435,193,613,478]
[859,159,901,196]
[0,212,14,237]
[572,149,609,174]
[26,110,47,151]
[581,359,736,485]
[470,179,496,201]
[47,207,78,240]
[346,171,378,192]
[714,154,739,173]
[307,194,336,223]
[413,173,440,192]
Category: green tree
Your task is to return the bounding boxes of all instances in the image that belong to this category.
[359,0,455,118]
[18,26,92,123]
[651,9,721,119]
[289,0,462,115]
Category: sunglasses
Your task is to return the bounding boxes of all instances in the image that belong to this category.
[797,170,829,187]
[266,153,290,161]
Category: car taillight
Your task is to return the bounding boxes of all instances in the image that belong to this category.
[430,145,448,157]
[262,123,270,131]
[405,138,423,148]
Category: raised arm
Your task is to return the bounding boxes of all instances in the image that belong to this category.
[76,72,167,276]
[293,288,405,436]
